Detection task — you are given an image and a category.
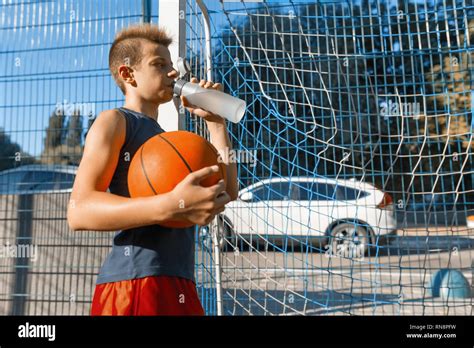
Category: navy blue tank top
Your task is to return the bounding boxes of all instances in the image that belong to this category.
[95,107,196,285]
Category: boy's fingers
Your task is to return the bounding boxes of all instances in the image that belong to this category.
[213,206,226,216]
[192,78,222,91]
[189,165,220,183]
[215,191,231,206]
[213,83,223,91]
[180,96,198,114]
[209,179,226,197]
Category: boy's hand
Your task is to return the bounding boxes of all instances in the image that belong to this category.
[180,77,226,124]
[168,165,231,226]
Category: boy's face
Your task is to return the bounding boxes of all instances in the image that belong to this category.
[122,41,178,104]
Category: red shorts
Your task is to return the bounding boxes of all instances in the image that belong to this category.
[91,275,205,316]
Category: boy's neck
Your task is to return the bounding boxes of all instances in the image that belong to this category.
[123,96,159,121]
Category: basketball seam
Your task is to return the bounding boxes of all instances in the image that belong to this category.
[157,134,193,173]
[140,142,158,195]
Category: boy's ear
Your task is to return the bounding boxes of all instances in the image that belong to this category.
[118,65,134,82]
[118,65,137,90]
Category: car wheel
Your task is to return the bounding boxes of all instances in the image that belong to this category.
[210,217,235,252]
[327,223,369,258]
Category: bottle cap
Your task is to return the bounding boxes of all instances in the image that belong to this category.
[177,57,191,77]
[173,79,187,96]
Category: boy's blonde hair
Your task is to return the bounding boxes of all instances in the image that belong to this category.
[109,24,173,94]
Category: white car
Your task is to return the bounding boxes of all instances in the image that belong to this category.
[207,177,397,256]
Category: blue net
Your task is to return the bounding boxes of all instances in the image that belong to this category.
[185,0,473,315]
[0,0,472,316]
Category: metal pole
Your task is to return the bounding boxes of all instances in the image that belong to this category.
[196,0,224,317]
[10,194,33,315]
[142,0,151,23]
[196,0,213,81]
[158,0,186,131]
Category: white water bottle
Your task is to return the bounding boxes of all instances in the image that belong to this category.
[173,79,246,123]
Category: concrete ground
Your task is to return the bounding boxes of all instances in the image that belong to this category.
[199,226,473,316]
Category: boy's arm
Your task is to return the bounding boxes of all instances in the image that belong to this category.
[67,109,172,231]
[180,78,240,201]
[67,109,230,231]
[206,120,239,201]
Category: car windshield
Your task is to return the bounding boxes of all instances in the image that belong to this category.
[252,181,291,201]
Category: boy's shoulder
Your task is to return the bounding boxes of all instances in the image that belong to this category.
[94,108,125,126]
[98,107,123,119]
[85,108,126,147]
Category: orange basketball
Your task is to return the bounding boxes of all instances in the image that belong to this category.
[127,131,227,228]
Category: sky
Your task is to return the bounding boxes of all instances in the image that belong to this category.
[0,0,154,158]
[0,0,449,159]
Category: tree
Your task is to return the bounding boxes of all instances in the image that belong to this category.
[66,110,83,148]
[426,18,474,150]
[0,128,36,171]
[213,0,471,208]
[40,108,84,165]
[420,18,474,208]
[44,109,66,149]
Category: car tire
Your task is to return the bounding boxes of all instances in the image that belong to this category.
[326,222,370,258]
[211,217,235,252]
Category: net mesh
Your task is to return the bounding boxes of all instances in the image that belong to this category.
[0,0,472,316]
[185,0,474,315]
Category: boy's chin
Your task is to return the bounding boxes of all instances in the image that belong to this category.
[160,91,175,103]
[150,91,174,104]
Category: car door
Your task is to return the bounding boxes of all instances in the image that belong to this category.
[231,184,267,240]
[263,181,292,243]
[231,181,302,244]
[305,182,337,237]
[334,184,365,224]
[286,181,314,240]
[229,183,283,243]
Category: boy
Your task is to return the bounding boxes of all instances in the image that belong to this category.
[67,24,238,315]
